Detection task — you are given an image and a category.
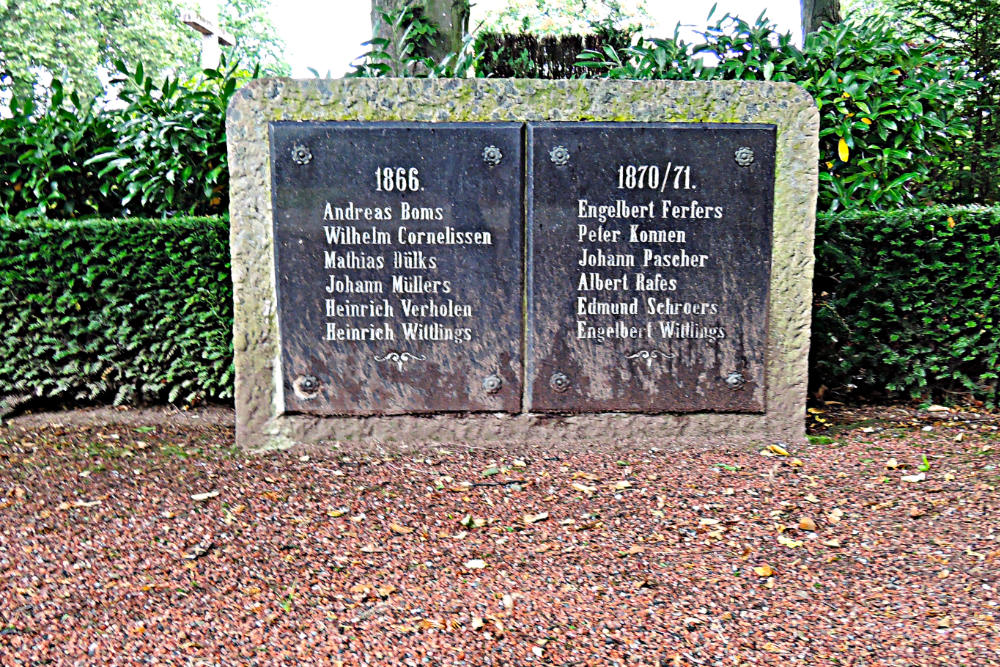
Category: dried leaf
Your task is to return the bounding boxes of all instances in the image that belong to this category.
[823,539,841,548]
[327,507,348,518]
[885,458,900,470]
[804,494,820,504]
[753,564,775,577]
[465,559,487,570]
[571,482,596,496]
[617,545,645,557]
[778,535,804,548]
[798,517,817,531]
[768,444,790,456]
[613,480,633,490]
[522,511,549,525]
[191,490,219,502]
[901,472,926,483]
[389,523,414,535]
[472,616,484,630]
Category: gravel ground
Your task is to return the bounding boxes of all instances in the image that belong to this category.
[2,407,999,665]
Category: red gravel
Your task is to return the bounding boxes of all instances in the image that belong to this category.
[2,408,999,665]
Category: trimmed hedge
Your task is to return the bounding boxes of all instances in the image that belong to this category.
[2,207,997,410]
[0,216,233,410]
[813,205,1000,404]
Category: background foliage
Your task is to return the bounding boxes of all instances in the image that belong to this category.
[474,28,634,78]
[0,216,234,413]
[579,12,977,211]
[813,206,999,404]
[1,59,256,220]
[0,0,286,99]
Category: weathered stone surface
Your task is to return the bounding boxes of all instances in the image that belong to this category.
[270,122,523,415]
[227,78,818,451]
[527,122,775,413]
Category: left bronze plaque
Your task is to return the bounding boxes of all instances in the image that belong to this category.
[269,122,523,415]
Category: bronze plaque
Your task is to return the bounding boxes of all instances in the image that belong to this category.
[526,122,775,412]
[270,122,523,415]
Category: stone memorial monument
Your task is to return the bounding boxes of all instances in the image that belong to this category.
[227,79,818,451]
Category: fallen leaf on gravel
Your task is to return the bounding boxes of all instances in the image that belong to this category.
[768,444,790,456]
[944,472,955,481]
[613,480,633,490]
[460,514,486,529]
[777,535,804,548]
[535,542,554,553]
[901,472,926,483]
[886,458,900,469]
[74,500,101,508]
[482,466,500,477]
[389,523,414,535]
[532,646,544,658]
[926,405,950,413]
[523,512,549,524]
[327,508,348,518]
[465,559,487,569]
[763,642,783,653]
[376,584,397,597]
[799,517,817,531]
[182,540,213,560]
[909,506,926,518]
[617,545,645,557]
[191,490,219,502]
[937,616,952,628]
[823,539,842,548]
[804,494,820,503]
[699,518,721,526]
[753,564,775,577]
[359,544,382,553]
[788,458,804,467]
[472,616,484,630]
[571,482,596,496]
[572,471,599,481]
[827,508,844,523]
[512,459,527,468]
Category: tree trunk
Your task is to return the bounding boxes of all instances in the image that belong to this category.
[422,0,469,62]
[370,0,469,65]
[801,0,842,35]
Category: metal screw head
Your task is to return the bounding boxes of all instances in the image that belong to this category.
[291,143,312,165]
[482,374,503,394]
[724,371,746,390]
[734,146,755,167]
[292,374,320,399]
[550,372,570,393]
[482,145,503,166]
[549,145,570,166]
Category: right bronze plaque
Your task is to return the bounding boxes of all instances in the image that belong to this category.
[526,122,776,413]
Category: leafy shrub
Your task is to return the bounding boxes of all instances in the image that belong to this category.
[813,205,1000,404]
[0,216,233,411]
[579,13,975,211]
[87,58,256,217]
[0,81,120,220]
